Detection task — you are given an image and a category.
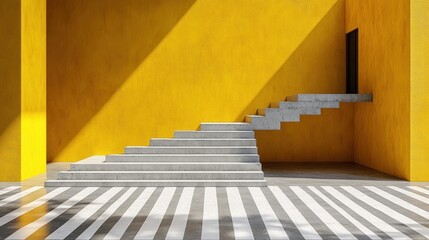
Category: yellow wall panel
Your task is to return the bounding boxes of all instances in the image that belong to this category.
[20,0,47,180]
[346,0,411,179]
[410,0,429,181]
[0,0,22,181]
[257,104,354,162]
[0,0,46,181]
[48,0,352,163]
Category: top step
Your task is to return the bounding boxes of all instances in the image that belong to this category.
[287,94,372,102]
[200,122,253,131]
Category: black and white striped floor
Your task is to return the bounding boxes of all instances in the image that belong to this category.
[0,185,429,239]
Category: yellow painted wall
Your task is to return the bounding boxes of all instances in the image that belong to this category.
[20,0,46,180]
[257,104,354,162]
[346,0,411,179]
[410,0,429,181]
[0,0,22,181]
[0,0,46,181]
[47,0,352,163]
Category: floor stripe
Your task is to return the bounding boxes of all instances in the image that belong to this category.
[165,187,194,240]
[291,186,356,240]
[269,186,321,240]
[201,187,219,240]
[366,186,429,220]
[323,186,411,240]
[46,187,123,239]
[6,187,98,240]
[390,186,429,204]
[0,186,43,208]
[104,187,155,240]
[0,186,21,196]
[249,187,289,240]
[343,186,429,238]
[226,187,254,240]
[0,187,69,227]
[76,187,137,240]
[135,187,176,240]
[407,186,429,196]
[308,186,382,240]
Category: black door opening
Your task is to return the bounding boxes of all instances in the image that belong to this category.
[346,29,358,94]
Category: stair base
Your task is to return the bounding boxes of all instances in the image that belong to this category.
[45,179,268,187]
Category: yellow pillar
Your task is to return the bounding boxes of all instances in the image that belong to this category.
[410,0,429,181]
[0,0,46,181]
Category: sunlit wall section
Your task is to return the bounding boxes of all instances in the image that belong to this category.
[0,0,46,181]
[410,0,429,181]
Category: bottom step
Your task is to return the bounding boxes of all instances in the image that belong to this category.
[45,179,267,187]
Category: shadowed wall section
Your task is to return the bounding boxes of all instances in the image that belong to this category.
[346,0,411,179]
[47,0,352,163]
[0,0,46,181]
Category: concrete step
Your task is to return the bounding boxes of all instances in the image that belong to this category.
[45,179,268,187]
[287,94,373,102]
[245,115,281,130]
[57,171,265,180]
[71,162,262,171]
[199,122,253,131]
[258,107,321,116]
[253,109,301,122]
[150,138,256,146]
[124,146,258,154]
[271,101,340,109]
[106,154,260,162]
[174,130,254,139]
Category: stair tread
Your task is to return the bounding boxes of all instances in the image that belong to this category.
[111,154,259,156]
[46,179,266,183]
[151,138,255,140]
[127,146,257,148]
[287,93,373,102]
[76,162,260,165]
[62,170,263,173]
[175,130,254,133]
[200,122,251,125]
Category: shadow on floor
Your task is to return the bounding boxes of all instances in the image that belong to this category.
[263,162,402,181]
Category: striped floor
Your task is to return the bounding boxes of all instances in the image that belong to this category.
[0,186,429,239]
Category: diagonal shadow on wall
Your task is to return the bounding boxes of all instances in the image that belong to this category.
[47,0,196,162]
[232,0,354,162]
[235,0,346,120]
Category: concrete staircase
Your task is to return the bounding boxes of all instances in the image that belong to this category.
[45,94,372,187]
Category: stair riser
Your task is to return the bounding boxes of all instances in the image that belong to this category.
[200,123,253,131]
[260,108,320,116]
[268,112,301,122]
[150,139,256,146]
[106,155,260,162]
[174,131,255,139]
[71,163,262,171]
[276,101,340,109]
[45,180,268,187]
[287,94,373,102]
[124,147,258,154]
[58,172,265,180]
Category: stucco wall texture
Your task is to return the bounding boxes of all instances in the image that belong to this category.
[0,0,46,181]
[47,0,352,164]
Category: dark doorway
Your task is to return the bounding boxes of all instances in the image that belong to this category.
[346,29,358,94]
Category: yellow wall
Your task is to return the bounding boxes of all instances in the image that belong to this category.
[0,0,46,181]
[410,0,429,181]
[21,0,46,180]
[0,0,22,181]
[346,0,411,179]
[47,0,353,163]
